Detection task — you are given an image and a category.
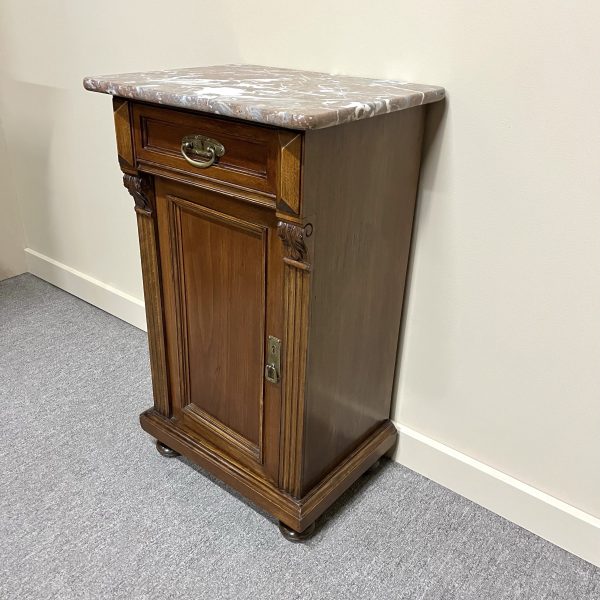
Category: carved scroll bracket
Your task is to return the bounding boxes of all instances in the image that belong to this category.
[277,221,313,267]
[123,173,153,215]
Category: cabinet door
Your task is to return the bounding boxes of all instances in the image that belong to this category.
[155,178,283,480]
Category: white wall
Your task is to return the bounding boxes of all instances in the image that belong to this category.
[0,116,26,280]
[1,0,598,565]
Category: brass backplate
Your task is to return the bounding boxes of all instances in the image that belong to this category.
[181,134,225,158]
[265,336,281,384]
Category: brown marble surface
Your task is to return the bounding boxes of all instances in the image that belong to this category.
[83,64,444,130]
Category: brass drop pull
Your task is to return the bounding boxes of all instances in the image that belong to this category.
[265,336,281,384]
[181,134,225,169]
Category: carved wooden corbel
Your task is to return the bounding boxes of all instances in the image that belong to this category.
[123,173,153,215]
[277,221,312,265]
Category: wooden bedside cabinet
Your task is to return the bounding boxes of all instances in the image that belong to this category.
[84,65,444,540]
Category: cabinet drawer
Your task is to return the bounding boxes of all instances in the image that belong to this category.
[132,104,280,199]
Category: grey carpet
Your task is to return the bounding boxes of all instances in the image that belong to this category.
[1,273,598,600]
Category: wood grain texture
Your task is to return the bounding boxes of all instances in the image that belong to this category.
[137,161,277,210]
[277,221,311,497]
[140,408,396,532]
[108,100,429,535]
[113,98,135,173]
[277,131,302,216]
[277,221,310,263]
[168,196,267,460]
[299,107,425,493]
[132,103,280,197]
[123,173,151,213]
[122,173,170,417]
[154,178,283,479]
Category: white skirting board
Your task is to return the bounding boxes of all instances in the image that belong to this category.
[393,422,600,567]
[21,247,600,567]
[24,248,147,331]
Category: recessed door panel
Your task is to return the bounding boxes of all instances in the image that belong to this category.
[178,199,267,453]
[155,178,282,477]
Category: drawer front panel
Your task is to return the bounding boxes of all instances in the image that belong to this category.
[132,104,279,197]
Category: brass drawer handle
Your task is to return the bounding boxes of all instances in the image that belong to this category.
[181,134,225,169]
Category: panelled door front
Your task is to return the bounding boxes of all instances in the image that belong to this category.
[155,178,283,482]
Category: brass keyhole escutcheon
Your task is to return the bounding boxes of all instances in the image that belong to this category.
[265,336,281,384]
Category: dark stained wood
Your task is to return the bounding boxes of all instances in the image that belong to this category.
[139,408,396,532]
[168,195,266,456]
[131,103,280,198]
[155,177,283,479]
[137,160,278,211]
[112,98,135,173]
[155,440,180,458]
[277,131,302,217]
[297,420,396,528]
[299,107,425,493]
[278,520,315,542]
[277,221,311,498]
[107,98,427,538]
[123,173,152,212]
[122,173,171,418]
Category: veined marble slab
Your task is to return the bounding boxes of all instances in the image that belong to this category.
[83,64,444,130]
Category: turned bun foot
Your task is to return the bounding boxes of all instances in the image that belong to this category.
[367,458,382,474]
[278,521,316,542]
[156,440,180,458]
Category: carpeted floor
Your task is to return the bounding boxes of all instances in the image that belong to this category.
[1,273,599,600]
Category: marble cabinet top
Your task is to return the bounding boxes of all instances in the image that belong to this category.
[83,64,444,130]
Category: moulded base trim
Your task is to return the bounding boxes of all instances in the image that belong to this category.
[140,408,397,532]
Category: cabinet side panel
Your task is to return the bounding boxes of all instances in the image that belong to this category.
[301,108,425,493]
